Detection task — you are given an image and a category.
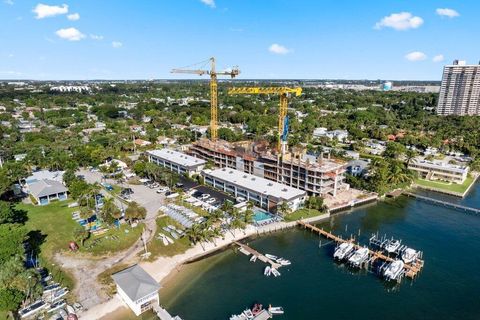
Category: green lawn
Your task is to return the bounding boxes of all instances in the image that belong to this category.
[146,216,191,260]
[415,175,475,194]
[18,200,79,288]
[285,208,326,222]
[80,223,144,256]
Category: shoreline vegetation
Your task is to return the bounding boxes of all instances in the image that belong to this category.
[83,212,331,319]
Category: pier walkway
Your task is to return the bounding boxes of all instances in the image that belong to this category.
[297,221,424,279]
[403,192,480,214]
[153,305,182,320]
[234,241,281,269]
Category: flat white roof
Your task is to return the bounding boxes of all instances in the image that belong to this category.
[203,168,306,201]
[410,158,468,174]
[147,149,206,168]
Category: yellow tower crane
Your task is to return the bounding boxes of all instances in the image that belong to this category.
[171,57,240,141]
[227,87,302,152]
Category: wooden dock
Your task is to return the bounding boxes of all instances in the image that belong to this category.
[403,192,480,214]
[297,221,424,279]
[234,241,282,269]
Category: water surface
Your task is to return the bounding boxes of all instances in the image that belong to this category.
[161,184,480,320]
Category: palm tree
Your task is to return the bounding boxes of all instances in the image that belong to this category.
[100,197,120,225]
[185,224,205,250]
[277,201,291,217]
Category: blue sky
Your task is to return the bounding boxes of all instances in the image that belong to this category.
[0,0,478,80]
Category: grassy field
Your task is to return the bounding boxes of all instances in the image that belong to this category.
[415,175,475,194]
[285,208,326,222]
[147,216,191,260]
[80,223,144,256]
[18,200,79,288]
[97,263,131,297]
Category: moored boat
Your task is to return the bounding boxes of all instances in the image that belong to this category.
[385,239,401,253]
[276,258,291,266]
[264,266,271,276]
[348,247,369,267]
[265,254,277,260]
[269,306,284,315]
[333,242,355,260]
[383,260,405,281]
[19,300,48,318]
[271,268,281,277]
[401,248,418,264]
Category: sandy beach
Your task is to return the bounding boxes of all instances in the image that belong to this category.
[79,214,329,319]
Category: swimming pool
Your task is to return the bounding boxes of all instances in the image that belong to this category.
[253,210,272,222]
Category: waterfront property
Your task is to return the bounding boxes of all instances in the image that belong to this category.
[190,138,349,197]
[111,264,160,316]
[202,168,307,213]
[147,149,206,177]
[408,158,469,184]
[24,170,68,205]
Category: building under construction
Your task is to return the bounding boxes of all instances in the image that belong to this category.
[189,138,349,197]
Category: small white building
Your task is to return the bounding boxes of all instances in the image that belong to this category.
[313,128,348,142]
[112,265,160,316]
[408,158,469,184]
[147,149,206,176]
[202,168,307,213]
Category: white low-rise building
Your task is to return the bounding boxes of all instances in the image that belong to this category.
[202,168,307,213]
[147,149,206,176]
[408,158,469,184]
[112,265,160,316]
[313,127,348,142]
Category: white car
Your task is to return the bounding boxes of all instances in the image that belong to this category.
[156,187,169,193]
[200,194,210,200]
[205,198,216,204]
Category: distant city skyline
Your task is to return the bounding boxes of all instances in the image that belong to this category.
[0,0,478,80]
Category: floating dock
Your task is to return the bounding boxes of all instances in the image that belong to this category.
[297,221,424,280]
[403,192,480,214]
[234,241,282,269]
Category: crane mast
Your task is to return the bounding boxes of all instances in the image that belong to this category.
[171,57,239,141]
[227,87,302,153]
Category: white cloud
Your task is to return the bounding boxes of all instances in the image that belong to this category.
[55,27,85,41]
[268,43,291,55]
[33,3,68,19]
[67,13,80,21]
[90,34,103,40]
[375,12,423,31]
[112,41,123,48]
[4,0,14,5]
[436,8,460,18]
[405,51,427,61]
[433,54,445,63]
[200,0,215,8]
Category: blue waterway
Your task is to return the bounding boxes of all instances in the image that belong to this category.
[161,184,480,320]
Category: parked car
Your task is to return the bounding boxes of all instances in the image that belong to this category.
[101,182,114,191]
[206,197,217,204]
[121,188,134,195]
[200,194,210,200]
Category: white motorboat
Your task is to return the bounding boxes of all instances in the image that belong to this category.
[385,239,401,253]
[271,268,281,277]
[401,248,418,264]
[384,260,405,281]
[276,258,291,266]
[264,266,271,276]
[250,255,257,262]
[348,247,369,267]
[333,242,355,260]
[165,235,174,244]
[265,254,277,260]
[269,306,284,315]
[157,234,169,246]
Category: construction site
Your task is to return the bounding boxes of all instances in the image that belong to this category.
[171,57,377,209]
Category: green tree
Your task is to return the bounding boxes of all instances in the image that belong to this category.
[73,226,90,247]
[124,201,147,223]
[277,202,292,217]
[0,288,24,313]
